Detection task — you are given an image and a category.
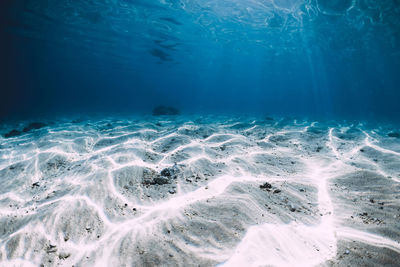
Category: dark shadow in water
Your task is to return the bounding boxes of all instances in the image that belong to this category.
[159,17,182,25]
[153,40,179,51]
[149,48,171,62]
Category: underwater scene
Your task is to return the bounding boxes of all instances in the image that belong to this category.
[0,0,400,266]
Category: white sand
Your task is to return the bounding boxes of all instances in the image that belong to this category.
[0,115,399,266]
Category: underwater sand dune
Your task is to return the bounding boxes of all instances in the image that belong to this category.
[0,116,399,266]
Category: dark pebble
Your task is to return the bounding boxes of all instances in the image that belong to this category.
[58,252,71,260]
[260,182,272,190]
[161,168,173,177]
[153,177,169,185]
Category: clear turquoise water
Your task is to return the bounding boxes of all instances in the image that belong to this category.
[0,0,399,120]
[1,3,400,264]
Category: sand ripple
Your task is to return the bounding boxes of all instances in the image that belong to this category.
[0,116,399,266]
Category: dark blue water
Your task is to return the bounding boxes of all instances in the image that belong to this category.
[1,0,399,120]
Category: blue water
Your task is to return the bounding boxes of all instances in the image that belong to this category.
[1,0,399,120]
[1,2,400,265]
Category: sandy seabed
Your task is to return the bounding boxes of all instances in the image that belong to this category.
[0,115,399,267]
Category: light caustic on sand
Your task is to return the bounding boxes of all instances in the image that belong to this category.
[0,117,399,266]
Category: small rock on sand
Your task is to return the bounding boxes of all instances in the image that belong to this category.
[161,168,173,177]
[58,252,71,260]
[154,177,170,185]
[46,244,57,253]
[23,122,46,132]
[260,182,272,190]
[169,189,176,194]
[4,129,21,138]
[152,106,180,116]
